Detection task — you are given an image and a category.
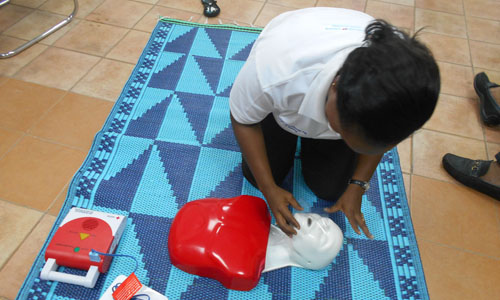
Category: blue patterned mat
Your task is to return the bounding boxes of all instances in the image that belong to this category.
[17,19,428,300]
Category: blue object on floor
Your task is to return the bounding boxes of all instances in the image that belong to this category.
[16,19,429,300]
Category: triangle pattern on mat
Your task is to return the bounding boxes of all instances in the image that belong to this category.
[165,26,197,54]
[148,52,188,91]
[156,93,200,146]
[241,179,264,198]
[155,141,201,206]
[101,220,149,289]
[205,125,239,152]
[125,94,171,140]
[131,144,178,218]
[291,266,330,300]
[168,25,195,44]
[175,55,215,96]
[205,27,232,59]
[208,163,243,199]
[103,135,154,181]
[94,145,152,212]
[351,239,397,300]
[131,87,174,121]
[202,96,231,145]
[130,213,173,292]
[345,194,386,241]
[262,267,291,300]
[216,59,246,96]
[315,242,352,299]
[230,40,255,61]
[226,31,257,60]
[348,243,391,300]
[181,276,229,299]
[176,92,215,144]
[164,266,198,300]
[194,55,225,94]
[365,173,384,214]
[190,28,222,59]
[188,147,241,201]
[154,52,185,74]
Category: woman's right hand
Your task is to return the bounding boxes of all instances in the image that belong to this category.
[230,114,303,235]
[264,185,303,236]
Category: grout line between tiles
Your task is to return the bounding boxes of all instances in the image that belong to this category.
[420,127,486,142]
[0,132,26,162]
[102,28,133,59]
[251,0,267,26]
[417,237,500,261]
[25,91,69,133]
[23,133,90,153]
[129,0,159,5]
[437,59,497,72]
[1,8,75,38]
[66,55,103,92]
[436,58,473,69]
[9,40,53,78]
[45,180,71,216]
[0,5,33,36]
[154,2,202,16]
[0,197,48,214]
[461,0,490,160]
[0,200,45,272]
[411,173,500,200]
[67,55,136,98]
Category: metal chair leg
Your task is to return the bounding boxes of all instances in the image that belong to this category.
[0,0,79,59]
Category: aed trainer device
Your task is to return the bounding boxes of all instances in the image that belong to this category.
[40,207,127,288]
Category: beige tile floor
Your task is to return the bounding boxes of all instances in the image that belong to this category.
[0,0,499,299]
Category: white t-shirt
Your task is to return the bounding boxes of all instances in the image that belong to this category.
[229,7,374,139]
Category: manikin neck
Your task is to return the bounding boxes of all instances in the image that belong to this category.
[263,225,301,272]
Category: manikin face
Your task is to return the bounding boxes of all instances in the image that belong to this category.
[290,213,343,270]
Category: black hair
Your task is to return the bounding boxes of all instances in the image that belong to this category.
[336,19,440,147]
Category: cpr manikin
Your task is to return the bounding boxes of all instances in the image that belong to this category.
[264,213,343,272]
[168,195,343,291]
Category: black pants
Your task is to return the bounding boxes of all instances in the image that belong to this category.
[242,114,358,201]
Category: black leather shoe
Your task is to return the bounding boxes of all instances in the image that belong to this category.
[201,0,220,18]
[442,153,500,200]
[474,72,500,126]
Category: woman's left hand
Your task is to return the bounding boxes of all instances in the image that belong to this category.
[324,184,374,239]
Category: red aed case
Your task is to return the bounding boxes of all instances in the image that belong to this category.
[168,195,271,291]
[41,207,127,288]
[45,216,114,273]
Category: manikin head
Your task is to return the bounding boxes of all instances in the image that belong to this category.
[264,212,343,272]
[290,213,343,269]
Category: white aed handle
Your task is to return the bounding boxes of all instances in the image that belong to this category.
[40,258,100,288]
